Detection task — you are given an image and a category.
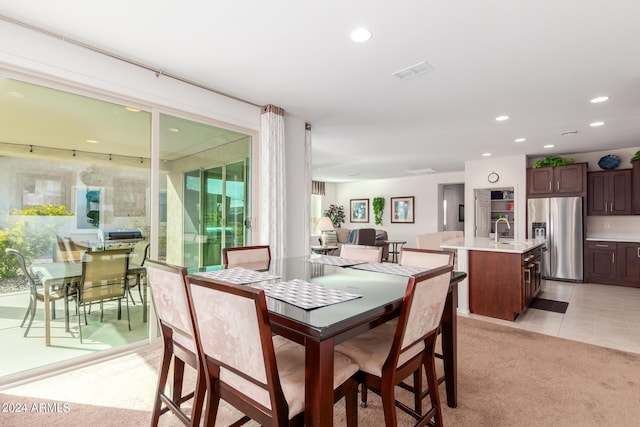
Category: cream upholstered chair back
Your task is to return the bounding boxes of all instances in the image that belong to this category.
[188,276,279,412]
[399,264,453,352]
[145,260,195,351]
[223,245,271,267]
[340,244,382,263]
[398,248,454,271]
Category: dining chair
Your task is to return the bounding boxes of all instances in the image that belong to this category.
[340,244,383,263]
[145,260,205,426]
[399,247,455,271]
[222,245,271,265]
[5,248,76,337]
[126,241,150,304]
[187,275,360,426]
[76,248,131,342]
[336,264,454,427]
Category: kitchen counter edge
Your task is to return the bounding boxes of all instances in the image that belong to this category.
[440,237,546,254]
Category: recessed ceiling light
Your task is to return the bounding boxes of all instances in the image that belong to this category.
[168,127,180,133]
[350,28,372,43]
[495,115,509,122]
[86,139,99,144]
[544,144,554,148]
[482,153,492,157]
[514,138,526,143]
[125,107,140,112]
[590,121,605,127]
[590,96,609,103]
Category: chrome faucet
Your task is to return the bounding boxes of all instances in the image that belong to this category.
[494,217,511,242]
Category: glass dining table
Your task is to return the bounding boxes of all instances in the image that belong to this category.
[188,256,466,427]
[31,259,147,346]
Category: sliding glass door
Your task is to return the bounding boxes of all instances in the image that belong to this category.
[183,161,247,268]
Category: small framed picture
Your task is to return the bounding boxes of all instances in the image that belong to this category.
[391,196,414,223]
[350,198,369,223]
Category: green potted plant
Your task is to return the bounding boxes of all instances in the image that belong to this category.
[373,196,385,226]
[324,204,345,228]
[631,150,640,161]
[532,156,575,168]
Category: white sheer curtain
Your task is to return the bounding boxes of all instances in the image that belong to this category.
[259,105,286,260]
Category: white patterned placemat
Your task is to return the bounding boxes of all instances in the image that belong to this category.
[303,255,368,267]
[258,279,362,310]
[350,262,428,277]
[193,267,280,285]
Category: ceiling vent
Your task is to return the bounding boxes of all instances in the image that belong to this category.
[392,61,434,80]
[561,130,578,136]
[407,167,437,174]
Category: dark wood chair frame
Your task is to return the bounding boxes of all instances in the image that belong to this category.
[357,264,453,427]
[187,275,358,426]
[146,259,206,426]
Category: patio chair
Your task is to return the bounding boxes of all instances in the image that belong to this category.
[146,259,205,426]
[76,248,131,342]
[187,275,359,426]
[336,264,454,427]
[126,241,150,304]
[5,248,76,337]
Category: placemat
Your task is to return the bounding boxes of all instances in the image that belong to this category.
[259,279,362,310]
[350,262,428,277]
[193,267,280,285]
[303,255,368,267]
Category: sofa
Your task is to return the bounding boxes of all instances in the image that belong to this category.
[324,228,389,260]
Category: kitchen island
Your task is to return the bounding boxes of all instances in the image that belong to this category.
[441,237,547,321]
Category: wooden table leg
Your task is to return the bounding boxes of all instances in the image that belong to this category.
[440,284,458,408]
[305,338,335,427]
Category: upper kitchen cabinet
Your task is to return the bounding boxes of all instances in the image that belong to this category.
[587,169,632,215]
[526,163,587,198]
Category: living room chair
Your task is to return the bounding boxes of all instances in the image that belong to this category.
[340,244,383,263]
[5,248,76,337]
[336,264,454,427]
[76,248,131,342]
[187,275,360,426]
[223,245,271,269]
[352,228,376,246]
[146,260,205,426]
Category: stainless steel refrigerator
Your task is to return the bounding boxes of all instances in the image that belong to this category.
[527,197,583,282]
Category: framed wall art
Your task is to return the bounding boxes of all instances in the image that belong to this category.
[350,198,369,223]
[391,196,414,223]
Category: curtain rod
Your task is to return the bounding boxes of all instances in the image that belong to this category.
[1,15,262,108]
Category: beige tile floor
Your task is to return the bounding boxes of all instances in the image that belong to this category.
[464,279,640,354]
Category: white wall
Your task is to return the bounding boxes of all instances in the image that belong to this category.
[464,155,527,241]
[333,171,465,246]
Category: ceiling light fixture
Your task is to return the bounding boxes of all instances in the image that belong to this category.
[482,153,492,157]
[392,61,434,80]
[168,127,180,133]
[590,96,609,103]
[8,91,24,98]
[544,144,554,148]
[590,121,605,127]
[350,27,372,43]
[86,139,99,144]
[495,115,509,122]
[514,138,526,143]
[125,107,141,112]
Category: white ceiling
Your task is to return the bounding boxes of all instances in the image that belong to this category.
[1,1,640,182]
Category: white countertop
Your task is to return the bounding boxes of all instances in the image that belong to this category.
[586,234,640,243]
[440,237,546,254]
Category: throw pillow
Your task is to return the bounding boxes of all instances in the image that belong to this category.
[348,229,357,243]
[375,233,384,240]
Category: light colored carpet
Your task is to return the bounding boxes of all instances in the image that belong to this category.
[1,315,639,426]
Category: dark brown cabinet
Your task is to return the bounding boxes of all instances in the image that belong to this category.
[587,170,632,215]
[469,245,543,320]
[633,160,640,215]
[585,240,640,287]
[527,163,587,198]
